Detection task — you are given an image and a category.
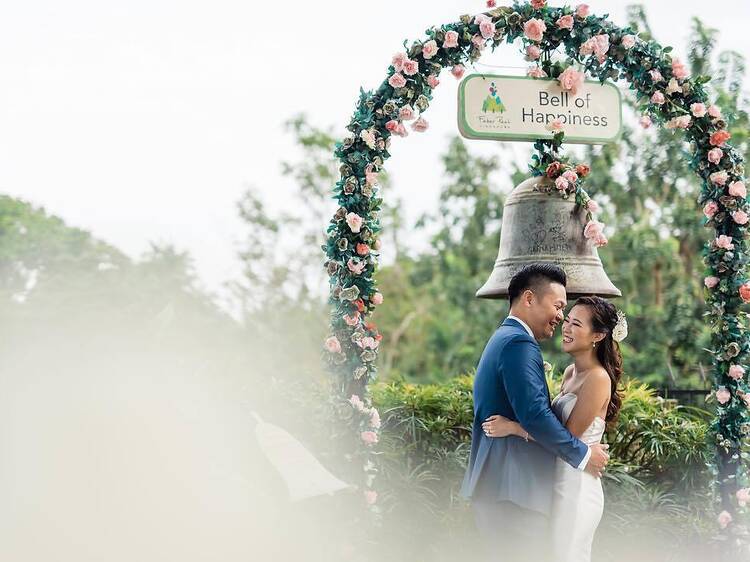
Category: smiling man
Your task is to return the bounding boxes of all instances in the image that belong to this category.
[460,263,610,562]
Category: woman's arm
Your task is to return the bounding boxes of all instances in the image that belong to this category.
[482,415,535,441]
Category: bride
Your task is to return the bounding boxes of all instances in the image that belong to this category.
[481,295,626,562]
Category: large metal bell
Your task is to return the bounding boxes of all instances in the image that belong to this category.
[476,176,621,299]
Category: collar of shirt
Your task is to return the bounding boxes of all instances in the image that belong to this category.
[506,315,535,339]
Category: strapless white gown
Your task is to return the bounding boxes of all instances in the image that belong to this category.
[550,392,605,562]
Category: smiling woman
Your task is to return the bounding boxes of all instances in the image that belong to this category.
[321,0,749,543]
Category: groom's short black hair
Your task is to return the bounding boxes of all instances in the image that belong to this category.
[508,263,567,306]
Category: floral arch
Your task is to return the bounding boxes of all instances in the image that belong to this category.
[321,0,749,532]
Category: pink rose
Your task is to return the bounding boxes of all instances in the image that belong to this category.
[325,336,342,354]
[741,282,750,303]
[708,104,722,118]
[729,365,745,381]
[707,148,723,164]
[732,210,749,225]
[364,490,378,505]
[703,200,718,218]
[691,103,707,118]
[443,30,459,49]
[474,14,491,25]
[487,0,497,6]
[639,115,652,129]
[716,387,731,405]
[402,59,419,76]
[556,15,574,30]
[621,34,636,49]
[399,105,415,121]
[580,34,609,62]
[349,394,366,411]
[395,123,408,137]
[586,199,600,213]
[546,118,564,132]
[369,408,381,429]
[372,292,384,305]
[704,276,719,289]
[365,171,378,186]
[555,177,569,191]
[716,235,734,250]
[729,181,747,198]
[649,70,663,83]
[710,130,731,147]
[361,431,379,445]
[562,170,578,183]
[523,18,547,43]
[531,0,546,8]
[718,510,733,529]
[480,19,496,40]
[558,67,585,96]
[346,258,367,275]
[584,220,604,239]
[710,170,728,185]
[526,45,541,60]
[391,52,406,72]
[673,115,691,129]
[527,66,548,78]
[346,212,364,233]
[344,312,360,326]
[422,40,438,60]
[385,120,399,132]
[575,4,590,18]
[411,117,429,132]
[451,65,465,79]
[651,91,665,105]
[388,73,407,89]
[472,34,486,51]
[737,488,750,507]
[358,336,378,349]
[427,74,440,88]
[593,233,608,247]
[672,58,688,80]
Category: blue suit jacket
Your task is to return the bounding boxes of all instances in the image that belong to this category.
[460,318,589,516]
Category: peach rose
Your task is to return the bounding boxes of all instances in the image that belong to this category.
[451,65,465,79]
[523,18,547,43]
[526,45,541,60]
[479,19,496,40]
[708,104,722,118]
[732,210,749,225]
[710,130,731,147]
[555,177,569,191]
[639,115,652,129]
[586,199,600,213]
[372,292,384,305]
[718,510,733,529]
[344,312,360,326]
[531,0,546,8]
[575,4,590,18]
[710,170,728,185]
[651,91,665,105]
[593,233,608,247]
[356,243,370,256]
[412,117,429,132]
[402,59,419,76]
[672,58,688,80]
[649,70,663,82]
[584,220,604,239]
[621,35,636,49]
[427,74,440,88]
[399,105,415,121]
[741,282,750,303]
[385,120,399,132]
[562,170,578,183]
[391,52,406,72]
[576,163,591,177]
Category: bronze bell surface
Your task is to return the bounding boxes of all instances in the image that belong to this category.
[476,176,621,299]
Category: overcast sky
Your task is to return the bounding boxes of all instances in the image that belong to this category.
[0,1,748,298]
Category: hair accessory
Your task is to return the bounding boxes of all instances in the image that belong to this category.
[612,310,628,342]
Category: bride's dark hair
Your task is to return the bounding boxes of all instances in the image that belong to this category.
[575,296,623,426]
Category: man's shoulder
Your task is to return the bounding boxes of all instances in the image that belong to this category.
[489,324,539,349]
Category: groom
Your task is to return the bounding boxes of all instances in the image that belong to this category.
[461,263,610,561]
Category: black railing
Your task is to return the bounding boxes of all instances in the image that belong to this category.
[657,388,710,410]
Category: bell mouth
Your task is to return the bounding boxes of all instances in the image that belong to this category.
[475,176,622,300]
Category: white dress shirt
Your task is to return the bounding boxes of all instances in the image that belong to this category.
[505,315,592,471]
